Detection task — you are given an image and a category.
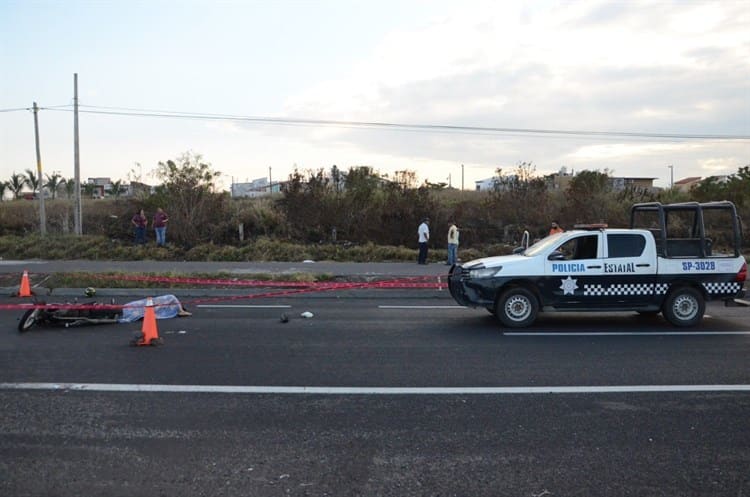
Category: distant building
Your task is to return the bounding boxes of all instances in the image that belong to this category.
[84,177,140,198]
[611,177,657,192]
[547,167,574,190]
[707,174,732,184]
[477,170,659,193]
[475,175,518,191]
[673,176,702,193]
[474,178,499,191]
[231,177,280,198]
[86,178,109,198]
[88,177,111,186]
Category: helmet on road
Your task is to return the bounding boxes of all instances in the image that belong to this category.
[84,287,96,297]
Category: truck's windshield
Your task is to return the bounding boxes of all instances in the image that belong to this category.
[523,232,566,257]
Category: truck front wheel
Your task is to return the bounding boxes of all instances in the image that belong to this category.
[662,286,705,327]
[496,287,539,328]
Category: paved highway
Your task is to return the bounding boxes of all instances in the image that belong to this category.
[1,289,749,496]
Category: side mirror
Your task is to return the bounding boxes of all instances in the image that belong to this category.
[548,251,565,261]
[512,246,525,254]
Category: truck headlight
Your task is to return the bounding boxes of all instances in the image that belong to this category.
[469,267,501,279]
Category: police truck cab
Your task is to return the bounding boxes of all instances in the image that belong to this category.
[448,201,747,328]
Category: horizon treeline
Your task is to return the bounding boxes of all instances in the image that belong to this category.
[1,156,748,252]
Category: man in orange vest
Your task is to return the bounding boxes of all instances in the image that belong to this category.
[549,222,564,236]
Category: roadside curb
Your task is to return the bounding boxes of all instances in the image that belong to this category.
[3,286,453,300]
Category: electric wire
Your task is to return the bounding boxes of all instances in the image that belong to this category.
[27,104,748,141]
[0,107,31,113]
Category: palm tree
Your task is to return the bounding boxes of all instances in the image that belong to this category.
[24,168,40,194]
[61,178,75,199]
[44,172,63,199]
[0,181,8,201]
[9,172,26,199]
[83,182,96,198]
[110,179,124,198]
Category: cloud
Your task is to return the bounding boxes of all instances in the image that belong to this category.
[275,0,748,184]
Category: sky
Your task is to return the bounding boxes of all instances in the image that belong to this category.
[1,0,748,191]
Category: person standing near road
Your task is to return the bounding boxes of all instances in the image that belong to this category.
[447,220,459,266]
[153,207,169,247]
[131,209,147,245]
[417,217,430,264]
[549,221,564,236]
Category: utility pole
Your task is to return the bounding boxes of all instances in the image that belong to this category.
[268,166,272,194]
[73,73,82,235]
[32,102,47,236]
[461,164,464,191]
[668,165,674,189]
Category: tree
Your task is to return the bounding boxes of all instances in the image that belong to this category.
[8,172,26,199]
[152,151,226,245]
[24,168,39,194]
[340,166,380,240]
[0,181,8,201]
[725,166,750,207]
[110,179,125,198]
[689,166,750,207]
[391,170,418,189]
[564,169,613,224]
[278,167,333,242]
[82,182,97,198]
[44,172,63,199]
[330,165,342,193]
[488,162,550,234]
[61,178,76,199]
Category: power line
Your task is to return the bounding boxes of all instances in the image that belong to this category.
[11,103,750,141]
[0,107,32,113]
[0,104,71,113]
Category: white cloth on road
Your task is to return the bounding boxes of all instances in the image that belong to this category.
[118,294,186,323]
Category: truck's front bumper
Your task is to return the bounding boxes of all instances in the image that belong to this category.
[448,265,500,308]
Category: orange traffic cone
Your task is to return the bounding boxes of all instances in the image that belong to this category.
[130,297,163,346]
[18,270,32,297]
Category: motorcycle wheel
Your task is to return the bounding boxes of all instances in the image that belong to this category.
[18,308,40,333]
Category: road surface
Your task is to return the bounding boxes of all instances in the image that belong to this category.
[1,289,749,496]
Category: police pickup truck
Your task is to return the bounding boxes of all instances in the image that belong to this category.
[448,201,747,328]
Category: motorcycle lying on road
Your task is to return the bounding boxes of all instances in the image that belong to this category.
[18,294,191,333]
[18,299,121,332]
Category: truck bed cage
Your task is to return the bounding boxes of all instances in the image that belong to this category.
[630,201,743,258]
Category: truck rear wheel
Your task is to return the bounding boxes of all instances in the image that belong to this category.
[662,286,705,327]
[495,287,539,328]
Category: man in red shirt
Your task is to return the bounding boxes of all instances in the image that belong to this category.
[131,209,147,244]
[153,207,169,246]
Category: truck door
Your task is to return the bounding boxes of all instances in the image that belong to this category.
[543,232,606,308]
[598,233,657,307]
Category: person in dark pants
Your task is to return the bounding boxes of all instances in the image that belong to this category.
[417,217,430,264]
[153,207,169,246]
[131,209,147,244]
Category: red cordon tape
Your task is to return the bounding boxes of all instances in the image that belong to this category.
[85,273,446,289]
[0,274,450,310]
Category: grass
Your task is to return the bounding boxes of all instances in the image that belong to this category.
[22,271,335,291]
[0,234,514,263]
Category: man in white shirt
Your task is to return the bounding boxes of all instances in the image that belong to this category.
[417,217,430,264]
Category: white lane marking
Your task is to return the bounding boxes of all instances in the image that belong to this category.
[197,305,292,309]
[1,383,750,395]
[378,305,466,309]
[504,331,750,336]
